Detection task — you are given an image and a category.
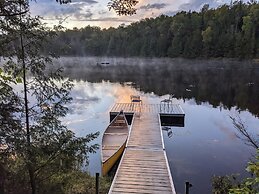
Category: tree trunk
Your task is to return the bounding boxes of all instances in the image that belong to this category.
[0,163,5,194]
[28,166,36,194]
[19,4,36,193]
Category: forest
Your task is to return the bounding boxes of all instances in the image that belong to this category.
[47,1,259,59]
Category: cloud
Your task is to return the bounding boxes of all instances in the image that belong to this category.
[69,17,134,22]
[31,0,241,28]
[98,10,108,15]
[139,3,167,11]
[164,10,178,16]
[57,2,94,19]
[178,0,223,12]
[67,0,98,5]
[31,0,96,20]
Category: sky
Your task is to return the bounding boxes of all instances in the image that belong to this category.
[30,0,234,29]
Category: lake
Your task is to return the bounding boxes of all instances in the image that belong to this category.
[55,57,259,194]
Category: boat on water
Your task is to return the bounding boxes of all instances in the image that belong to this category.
[101,111,129,175]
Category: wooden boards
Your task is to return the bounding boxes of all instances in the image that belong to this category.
[110,103,184,115]
[127,113,163,149]
[109,113,176,194]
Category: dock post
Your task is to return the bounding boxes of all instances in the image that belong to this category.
[95,173,99,194]
[185,181,192,194]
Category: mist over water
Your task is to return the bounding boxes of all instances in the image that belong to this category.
[56,57,259,194]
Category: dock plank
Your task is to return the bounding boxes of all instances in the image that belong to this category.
[108,113,176,194]
[110,103,184,115]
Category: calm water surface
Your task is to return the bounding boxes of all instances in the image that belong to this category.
[56,57,258,194]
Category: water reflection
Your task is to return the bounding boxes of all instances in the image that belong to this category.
[63,81,140,174]
[166,101,257,194]
[57,57,259,194]
[162,126,173,138]
[57,57,259,117]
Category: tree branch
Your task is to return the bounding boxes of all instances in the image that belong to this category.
[230,116,259,149]
[0,10,28,17]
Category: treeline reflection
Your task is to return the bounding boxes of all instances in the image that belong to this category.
[59,58,259,117]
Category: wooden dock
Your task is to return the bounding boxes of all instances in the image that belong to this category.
[110,103,184,115]
[110,103,185,126]
[108,103,183,194]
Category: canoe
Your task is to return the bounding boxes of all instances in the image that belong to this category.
[101,111,129,176]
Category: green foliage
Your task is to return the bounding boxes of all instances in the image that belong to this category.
[212,149,259,194]
[212,174,240,194]
[108,0,138,16]
[202,26,213,43]
[0,1,100,193]
[3,165,111,194]
[229,150,259,194]
[41,171,112,194]
[44,1,259,59]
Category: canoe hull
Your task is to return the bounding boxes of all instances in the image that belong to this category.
[102,141,126,176]
[101,112,129,176]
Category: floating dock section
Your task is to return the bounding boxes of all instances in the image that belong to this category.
[110,103,185,126]
[108,103,185,194]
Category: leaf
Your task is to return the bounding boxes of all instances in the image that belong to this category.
[2,75,10,81]
[16,77,22,83]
